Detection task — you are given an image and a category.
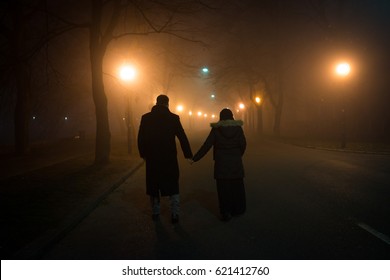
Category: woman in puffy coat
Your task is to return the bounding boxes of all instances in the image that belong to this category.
[192,108,246,221]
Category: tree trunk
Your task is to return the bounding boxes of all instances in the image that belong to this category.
[90,0,111,165]
[91,50,111,165]
[257,106,263,135]
[12,2,30,155]
[273,90,284,137]
[14,64,31,155]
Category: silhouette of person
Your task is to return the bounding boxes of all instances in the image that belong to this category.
[192,108,246,221]
[137,95,193,223]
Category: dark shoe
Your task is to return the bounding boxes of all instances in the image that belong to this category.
[152,214,160,221]
[232,210,245,217]
[221,213,232,222]
[171,214,179,224]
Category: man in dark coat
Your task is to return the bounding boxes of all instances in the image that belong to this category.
[192,108,246,221]
[137,95,193,223]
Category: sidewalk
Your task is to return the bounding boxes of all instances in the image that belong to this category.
[0,139,143,259]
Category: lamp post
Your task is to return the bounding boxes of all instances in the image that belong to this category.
[119,65,137,154]
[238,102,246,123]
[254,96,263,135]
[335,62,350,149]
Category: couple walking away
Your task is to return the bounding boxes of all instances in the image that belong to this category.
[137,95,246,223]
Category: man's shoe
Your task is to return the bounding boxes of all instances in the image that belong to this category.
[221,213,232,222]
[152,214,160,221]
[171,214,179,224]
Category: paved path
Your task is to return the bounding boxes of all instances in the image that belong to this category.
[43,139,390,259]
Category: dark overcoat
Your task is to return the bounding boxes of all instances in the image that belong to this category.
[193,120,246,179]
[137,105,192,196]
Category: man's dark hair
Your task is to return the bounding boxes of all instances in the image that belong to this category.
[156,95,169,106]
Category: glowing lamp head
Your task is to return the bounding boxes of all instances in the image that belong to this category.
[176,105,183,112]
[239,103,245,109]
[120,65,137,81]
[335,63,351,77]
[255,97,261,104]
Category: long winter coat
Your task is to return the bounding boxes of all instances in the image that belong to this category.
[193,120,246,179]
[137,105,193,196]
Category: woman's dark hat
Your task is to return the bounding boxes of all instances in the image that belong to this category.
[219,108,234,120]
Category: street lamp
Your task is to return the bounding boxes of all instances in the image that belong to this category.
[335,62,350,149]
[254,96,263,135]
[119,64,137,154]
[176,105,184,113]
[335,62,351,77]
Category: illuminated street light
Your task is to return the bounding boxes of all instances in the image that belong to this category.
[239,103,245,110]
[197,111,202,117]
[119,65,137,81]
[119,64,138,154]
[255,97,261,105]
[335,62,351,149]
[176,105,184,112]
[202,67,209,74]
[189,111,193,116]
[335,62,350,77]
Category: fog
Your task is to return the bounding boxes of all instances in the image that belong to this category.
[1,0,389,149]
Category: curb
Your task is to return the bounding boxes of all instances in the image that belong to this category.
[299,145,390,155]
[13,160,145,259]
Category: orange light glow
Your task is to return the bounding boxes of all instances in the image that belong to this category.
[176,105,183,112]
[335,62,351,77]
[119,65,137,81]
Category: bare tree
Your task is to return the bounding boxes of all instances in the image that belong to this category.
[207,0,325,137]
[89,0,216,164]
[0,0,78,154]
[1,0,218,162]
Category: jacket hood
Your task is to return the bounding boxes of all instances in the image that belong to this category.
[210,119,243,128]
[210,120,244,139]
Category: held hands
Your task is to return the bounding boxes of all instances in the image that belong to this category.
[186,158,194,165]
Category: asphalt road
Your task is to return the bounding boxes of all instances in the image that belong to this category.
[43,139,390,259]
